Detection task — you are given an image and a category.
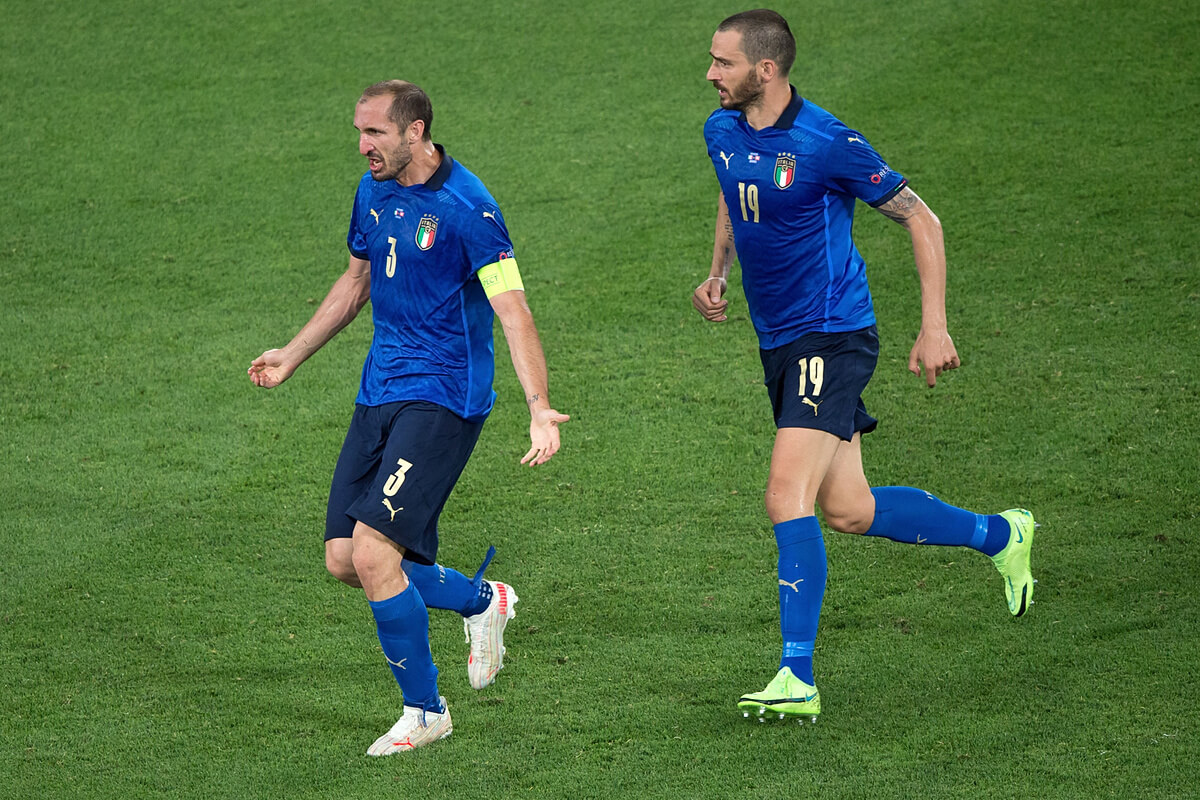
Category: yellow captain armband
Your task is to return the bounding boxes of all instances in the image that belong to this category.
[477,258,524,299]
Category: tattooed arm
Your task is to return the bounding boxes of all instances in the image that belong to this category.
[876,186,961,386]
[693,191,736,322]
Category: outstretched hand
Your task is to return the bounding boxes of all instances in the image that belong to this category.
[247,349,297,389]
[521,406,570,466]
[908,329,961,387]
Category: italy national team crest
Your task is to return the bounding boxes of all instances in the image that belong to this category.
[774,154,796,189]
[415,215,438,250]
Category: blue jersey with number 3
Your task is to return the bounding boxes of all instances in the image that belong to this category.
[704,88,907,349]
[346,146,516,419]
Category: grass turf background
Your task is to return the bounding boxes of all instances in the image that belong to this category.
[1,0,1197,797]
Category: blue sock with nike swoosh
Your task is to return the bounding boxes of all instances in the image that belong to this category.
[775,516,826,685]
[865,487,1010,556]
[368,583,442,712]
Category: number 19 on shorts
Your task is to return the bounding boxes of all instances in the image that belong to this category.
[797,356,824,396]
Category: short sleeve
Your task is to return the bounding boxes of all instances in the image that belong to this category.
[823,128,907,207]
[462,203,516,275]
[704,109,737,163]
[347,181,370,259]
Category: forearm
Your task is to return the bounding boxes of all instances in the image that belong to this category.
[282,267,370,367]
[876,188,948,331]
[499,302,552,413]
[908,210,947,330]
[710,191,736,279]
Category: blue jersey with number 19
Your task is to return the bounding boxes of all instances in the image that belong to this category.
[704,88,907,349]
[347,145,517,420]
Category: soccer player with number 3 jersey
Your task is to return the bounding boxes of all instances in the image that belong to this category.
[250,81,568,754]
[693,11,1036,723]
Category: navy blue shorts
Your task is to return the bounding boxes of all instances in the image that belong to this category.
[325,401,484,565]
[760,327,879,440]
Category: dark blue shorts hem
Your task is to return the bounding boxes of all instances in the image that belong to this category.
[761,326,879,441]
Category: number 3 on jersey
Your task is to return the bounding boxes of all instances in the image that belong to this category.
[738,182,759,223]
[385,236,398,278]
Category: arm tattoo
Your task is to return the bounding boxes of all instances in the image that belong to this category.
[877,187,920,223]
[527,393,540,406]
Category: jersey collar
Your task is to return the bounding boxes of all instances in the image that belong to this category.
[734,85,805,130]
[424,143,453,190]
[771,86,805,129]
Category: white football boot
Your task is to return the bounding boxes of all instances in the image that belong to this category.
[463,581,518,689]
[366,699,452,756]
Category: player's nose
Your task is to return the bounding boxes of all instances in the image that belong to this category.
[358,135,371,155]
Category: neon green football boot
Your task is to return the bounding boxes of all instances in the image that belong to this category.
[991,508,1037,617]
[737,667,820,723]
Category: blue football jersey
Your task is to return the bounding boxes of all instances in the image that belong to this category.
[346,146,516,419]
[704,88,907,349]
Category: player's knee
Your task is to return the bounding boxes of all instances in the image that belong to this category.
[350,545,383,586]
[349,537,408,594]
[325,549,360,586]
[763,487,784,522]
[764,484,814,525]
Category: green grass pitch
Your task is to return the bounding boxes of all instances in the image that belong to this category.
[1,0,1197,797]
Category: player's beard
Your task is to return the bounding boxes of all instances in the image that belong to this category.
[369,139,412,182]
[722,70,765,112]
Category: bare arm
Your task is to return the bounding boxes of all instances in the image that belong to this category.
[490,289,569,466]
[248,255,372,388]
[692,191,736,322]
[875,187,961,387]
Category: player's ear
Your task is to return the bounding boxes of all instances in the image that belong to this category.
[758,58,779,82]
[406,119,425,143]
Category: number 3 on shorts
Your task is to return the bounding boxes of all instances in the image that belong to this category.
[383,457,414,496]
[797,356,825,397]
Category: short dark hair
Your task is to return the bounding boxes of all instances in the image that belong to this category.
[717,9,796,76]
[359,80,433,140]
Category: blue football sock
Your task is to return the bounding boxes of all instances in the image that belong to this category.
[368,583,442,712]
[402,548,494,617]
[775,516,826,685]
[979,515,1013,557]
[866,487,1010,556]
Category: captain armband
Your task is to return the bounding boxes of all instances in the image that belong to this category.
[477,258,525,299]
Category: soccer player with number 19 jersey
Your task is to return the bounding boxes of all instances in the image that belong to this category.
[693,11,1037,723]
[250,81,568,754]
